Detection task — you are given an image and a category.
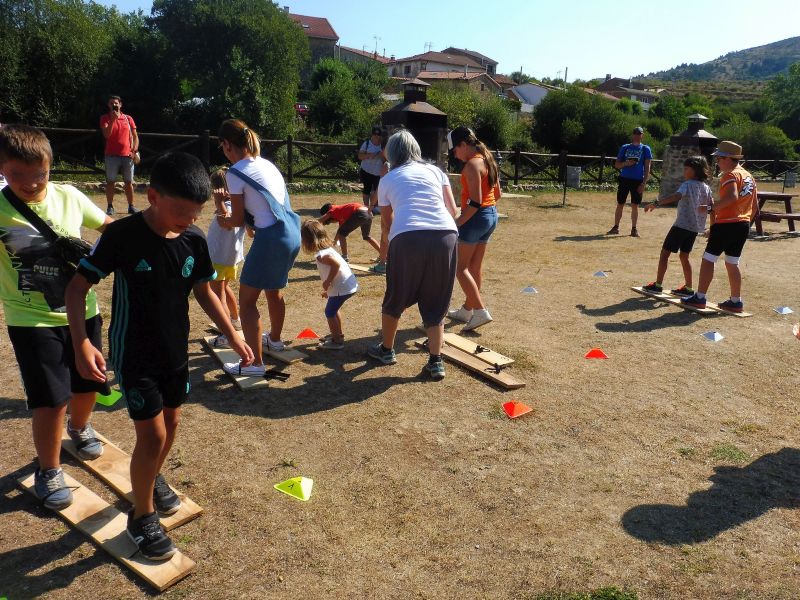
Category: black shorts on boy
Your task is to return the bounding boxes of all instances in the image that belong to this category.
[8,315,108,409]
[704,221,750,259]
[662,226,698,254]
[76,213,215,420]
[617,176,644,205]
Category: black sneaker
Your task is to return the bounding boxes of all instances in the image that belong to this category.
[642,282,663,293]
[127,510,176,561]
[127,205,138,214]
[606,225,619,235]
[425,357,445,381]
[718,299,744,313]
[681,293,706,309]
[671,285,694,296]
[153,473,181,515]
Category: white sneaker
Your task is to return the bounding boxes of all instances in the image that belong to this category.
[262,332,286,352]
[447,306,473,322]
[223,362,266,377]
[462,308,493,331]
[211,334,230,348]
[318,339,344,350]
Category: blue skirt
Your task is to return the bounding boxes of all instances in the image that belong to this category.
[240,220,300,290]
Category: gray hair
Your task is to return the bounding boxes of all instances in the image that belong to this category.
[385,129,422,169]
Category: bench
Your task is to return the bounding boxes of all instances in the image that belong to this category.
[754,192,799,235]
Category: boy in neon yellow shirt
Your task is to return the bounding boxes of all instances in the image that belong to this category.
[0,124,113,509]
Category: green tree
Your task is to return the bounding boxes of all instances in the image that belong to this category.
[427,83,479,129]
[473,95,513,149]
[765,62,800,139]
[714,115,797,160]
[151,0,309,137]
[532,85,632,154]
[0,0,120,125]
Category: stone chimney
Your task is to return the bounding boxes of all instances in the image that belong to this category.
[659,114,718,198]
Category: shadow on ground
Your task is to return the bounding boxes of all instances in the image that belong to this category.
[621,447,800,545]
[190,326,433,419]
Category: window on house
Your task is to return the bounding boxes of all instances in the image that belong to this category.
[421,62,427,70]
[481,84,485,91]
[404,65,411,75]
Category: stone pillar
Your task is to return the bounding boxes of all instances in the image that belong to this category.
[658,114,717,200]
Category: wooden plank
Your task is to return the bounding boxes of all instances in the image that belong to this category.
[631,287,752,317]
[413,338,525,390]
[18,471,195,592]
[61,431,203,531]
[349,263,382,275]
[414,325,514,367]
[205,330,307,364]
[203,336,269,391]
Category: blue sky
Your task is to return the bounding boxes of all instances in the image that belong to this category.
[97,0,798,81]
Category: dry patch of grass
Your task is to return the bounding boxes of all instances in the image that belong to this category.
[0,188,798,599]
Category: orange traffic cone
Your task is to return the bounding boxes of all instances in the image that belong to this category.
[503,400,532,419]
[296,328,320,339]
[584,348,608,359]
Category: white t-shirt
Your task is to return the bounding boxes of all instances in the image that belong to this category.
[673,179,712,234]
[207,200,245,267]
[360,139,383,176]
[315,247,358,297]
[377,162,456,242]
[225,156,286,229]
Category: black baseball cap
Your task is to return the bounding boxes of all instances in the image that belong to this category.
[632,126,644,134]
[371,126,382,135]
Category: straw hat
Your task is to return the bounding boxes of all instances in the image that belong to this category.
[712,140,744,159]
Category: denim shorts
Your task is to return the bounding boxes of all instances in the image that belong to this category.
[458,205,498,244]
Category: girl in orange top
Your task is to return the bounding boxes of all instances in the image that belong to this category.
[446,127,501,331]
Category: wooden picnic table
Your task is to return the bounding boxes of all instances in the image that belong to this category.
[754,191,799,236]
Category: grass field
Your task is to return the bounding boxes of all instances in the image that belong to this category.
[1,187,798,599]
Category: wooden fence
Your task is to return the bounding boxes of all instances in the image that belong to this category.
[42,127,799,185]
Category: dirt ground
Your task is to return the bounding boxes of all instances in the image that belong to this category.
[1,186,798,600]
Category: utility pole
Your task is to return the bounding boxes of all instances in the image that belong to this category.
[564,66,568,89]
[373,35,381,54]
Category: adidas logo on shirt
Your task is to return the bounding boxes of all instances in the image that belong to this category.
[135,259,152,272]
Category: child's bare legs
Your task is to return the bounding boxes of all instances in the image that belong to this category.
[131,413,167,517]
[631,203,639,229]
[327,312,344,343]
[654,248,671,284]
[696,258,715,294]
[209,280,231,321]
[456,242,486,312]
[678,251,693,288]
[33,392,96,470]
[724,261,742,298]
[224,285,239,321]
[264,289,285,344]
[239,284,264,364]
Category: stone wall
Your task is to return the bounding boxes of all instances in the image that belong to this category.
[659,143,701,198]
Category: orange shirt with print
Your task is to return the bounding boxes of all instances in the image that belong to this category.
[714,166,756,223]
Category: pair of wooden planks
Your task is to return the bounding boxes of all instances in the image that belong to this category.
[18,471,195,591]
[413,329,525,390]
[17,429,202,590]
[632,286,753,317]
[205,327,308,364]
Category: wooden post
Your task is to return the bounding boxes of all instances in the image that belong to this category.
[514,148,520,185]
[287,135,293,183]
[599,154,605,184]
[200,130,210,171]
[558,151,568,182]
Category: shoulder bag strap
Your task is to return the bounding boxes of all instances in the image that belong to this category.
[1,187,60,243]
[227,166,286,219]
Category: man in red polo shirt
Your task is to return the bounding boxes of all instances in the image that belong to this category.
[100,95,138,215]
[319,201,381,262]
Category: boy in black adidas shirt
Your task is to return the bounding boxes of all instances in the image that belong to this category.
[66,152,253,560]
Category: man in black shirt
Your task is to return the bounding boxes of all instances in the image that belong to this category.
[66,152,253,560]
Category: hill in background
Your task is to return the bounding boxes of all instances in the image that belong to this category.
[642,36,800,81]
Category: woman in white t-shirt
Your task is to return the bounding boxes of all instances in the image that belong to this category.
[217,119,301,377]
[367,129,458,380]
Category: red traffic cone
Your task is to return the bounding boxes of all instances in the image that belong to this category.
[296,328,320,339]
[503,400,532,419]
[584,348,608,359]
